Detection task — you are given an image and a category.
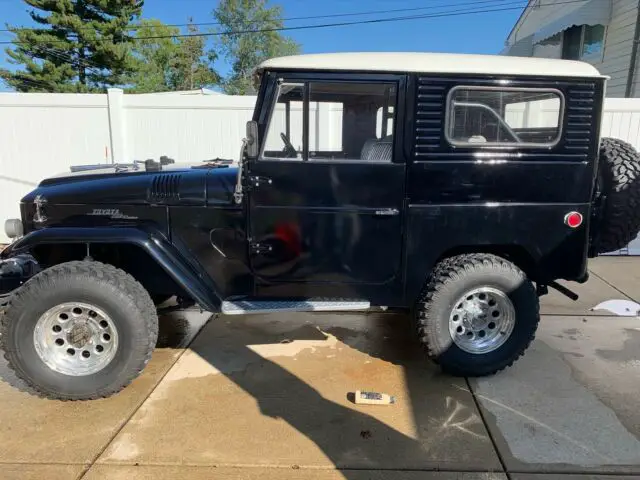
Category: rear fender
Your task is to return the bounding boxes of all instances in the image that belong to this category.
[1,227,222,311]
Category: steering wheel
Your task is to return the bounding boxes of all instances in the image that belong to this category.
[280,132,297,158]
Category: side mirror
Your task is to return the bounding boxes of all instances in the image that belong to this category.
[246,121,259,159]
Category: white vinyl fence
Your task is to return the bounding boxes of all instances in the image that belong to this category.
[1,90,640,250]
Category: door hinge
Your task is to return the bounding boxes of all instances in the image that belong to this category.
[250,242,273,254]
[248,175,272,189]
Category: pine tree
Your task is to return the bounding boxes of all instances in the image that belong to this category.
[1,0,143,92]
[212,0,300,95]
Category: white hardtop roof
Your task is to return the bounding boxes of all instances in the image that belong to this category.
[258,52,604,79]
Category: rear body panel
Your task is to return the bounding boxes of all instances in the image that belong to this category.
[402,74,604,302]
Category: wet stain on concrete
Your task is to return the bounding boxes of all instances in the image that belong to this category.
[596,329,640,364]
[472,340,640,468]
[99,312,498,471]
[156,315,192,348]
[562,349,640,445]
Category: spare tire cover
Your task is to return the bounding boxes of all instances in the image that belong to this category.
[595,137,640,254]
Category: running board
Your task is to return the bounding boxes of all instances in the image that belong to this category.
[221,299,371,315]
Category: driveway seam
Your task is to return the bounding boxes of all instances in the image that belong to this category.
[507,469,640,476]
[0,461,88,465]
[89,462,508,471]
[589,269,637,303]
[76,315,212,480]
[465,377,511,480]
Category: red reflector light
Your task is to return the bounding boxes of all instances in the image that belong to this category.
[564,211,583,228]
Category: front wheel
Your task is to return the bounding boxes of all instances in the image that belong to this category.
[416,254,539,376]
[0,261,158,400]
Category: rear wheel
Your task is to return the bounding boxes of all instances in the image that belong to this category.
[0,261,158,400]
[416,254,539,376]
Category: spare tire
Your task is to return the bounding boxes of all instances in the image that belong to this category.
[595,137,640,254]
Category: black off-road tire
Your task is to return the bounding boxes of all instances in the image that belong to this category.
[596,137,640,254]
[416,254,539,377]
[0,261,158,400]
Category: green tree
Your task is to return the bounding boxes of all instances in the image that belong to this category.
[126,19,180,93]
[212,0,300,95]
[128,19,219,93]
[1,0,143,92]
[172,19,220,91]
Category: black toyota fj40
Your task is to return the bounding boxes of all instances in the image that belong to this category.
[1,52,639,400]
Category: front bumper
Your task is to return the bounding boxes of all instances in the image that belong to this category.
[0,254,40,296]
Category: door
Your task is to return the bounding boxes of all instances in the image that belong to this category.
[247,74,407,296]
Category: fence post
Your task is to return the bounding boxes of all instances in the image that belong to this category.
[107,88,127,164]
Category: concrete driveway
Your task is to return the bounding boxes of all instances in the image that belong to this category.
[1,257,639,479]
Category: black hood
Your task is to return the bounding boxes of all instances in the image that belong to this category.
[22,164,238,207]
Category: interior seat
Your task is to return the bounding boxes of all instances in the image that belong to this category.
[360,135,393,161]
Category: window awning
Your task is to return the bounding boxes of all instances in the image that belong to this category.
[532,0,612,44]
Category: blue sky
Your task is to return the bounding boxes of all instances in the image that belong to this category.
[0,0,523,83]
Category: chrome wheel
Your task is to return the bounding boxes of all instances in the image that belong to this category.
[33,302,119,376]
[449,287,515,354]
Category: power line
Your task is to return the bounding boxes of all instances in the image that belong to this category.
[2,43,105,71]
[0,0,517,34]
[0,0,589,46]
[120,0,589,41]
[34,45,103,71]
[1,76,53,91]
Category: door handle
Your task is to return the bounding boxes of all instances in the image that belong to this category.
[374,208,399,216]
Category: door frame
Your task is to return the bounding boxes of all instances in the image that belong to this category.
[252,70,409,166]
[245,70,410,303]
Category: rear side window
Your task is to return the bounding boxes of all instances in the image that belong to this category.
[446,87,563,147]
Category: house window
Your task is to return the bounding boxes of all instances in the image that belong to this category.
[582,24,605,56]
[446,87,563,147]
[563,26,582,59]
[562,24,605,60]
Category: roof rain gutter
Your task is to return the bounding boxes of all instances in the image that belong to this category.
[625,0,640,97]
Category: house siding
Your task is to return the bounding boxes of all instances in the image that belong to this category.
[506,0,640,97]
[597,1,637,96]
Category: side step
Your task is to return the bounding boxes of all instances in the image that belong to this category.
[221,299,371,315]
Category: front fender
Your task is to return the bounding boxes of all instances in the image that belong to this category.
[1,227,222,311]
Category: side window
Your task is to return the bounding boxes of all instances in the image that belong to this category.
[309,82,396,162]
[263,83,304,160]
[446,87,563,147]
[261,80,397,162]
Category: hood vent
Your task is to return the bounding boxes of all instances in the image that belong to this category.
[148,174,182,203]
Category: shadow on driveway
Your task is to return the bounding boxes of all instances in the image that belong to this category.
[99,311,499,474]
